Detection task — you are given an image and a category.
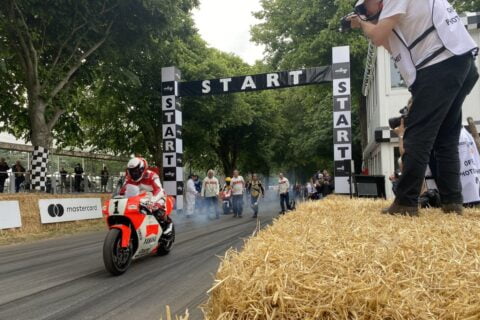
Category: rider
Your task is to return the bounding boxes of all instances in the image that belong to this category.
[222,177,232,192]
[119,157,172,233]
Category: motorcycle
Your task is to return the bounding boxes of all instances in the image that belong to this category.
[220,188,232,214]
[102,185,175,275]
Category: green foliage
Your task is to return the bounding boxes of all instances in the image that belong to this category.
[1,0,478,183]
[251,0,368,177]
[0,0,198,148]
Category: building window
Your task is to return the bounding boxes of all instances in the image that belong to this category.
[390,59,407,89]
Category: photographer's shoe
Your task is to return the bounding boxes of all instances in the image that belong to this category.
[381,203,419,216]
[441,203,463,215]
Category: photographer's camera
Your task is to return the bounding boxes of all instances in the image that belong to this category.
[389,106,409,130]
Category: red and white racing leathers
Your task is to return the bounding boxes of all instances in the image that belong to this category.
[119,170,166,209]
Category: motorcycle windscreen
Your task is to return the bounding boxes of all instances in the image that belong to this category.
[125,185,140,198]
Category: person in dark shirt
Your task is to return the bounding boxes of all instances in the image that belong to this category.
[12,161,26,192]
[74,163,84,192]
[100,166,109,192]
[0,158,10,193]
[60,167,68,193]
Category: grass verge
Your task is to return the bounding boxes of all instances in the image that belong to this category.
[0,193,109,246]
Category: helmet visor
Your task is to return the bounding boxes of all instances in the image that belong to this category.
[128,166,143,181]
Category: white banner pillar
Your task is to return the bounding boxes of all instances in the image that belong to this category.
[161,67,184,210]
[332,46,352,194]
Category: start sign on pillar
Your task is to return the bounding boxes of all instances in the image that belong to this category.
[332,46,352,194]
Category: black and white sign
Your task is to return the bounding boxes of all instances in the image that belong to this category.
[0,201,22,229]
[332,46,352,194]
[162,66,184,210]
[38,198,102,224]
[180,66,332,96]
[162,46,351,200]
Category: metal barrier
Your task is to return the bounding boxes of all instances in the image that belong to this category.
[0,171,124,194]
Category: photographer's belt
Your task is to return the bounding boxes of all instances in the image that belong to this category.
[393,25,446,70]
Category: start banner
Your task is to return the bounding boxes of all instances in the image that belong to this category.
[0,201,22,230]
[39,198,102,224]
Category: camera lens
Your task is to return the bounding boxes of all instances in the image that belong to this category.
[389,117,402,130]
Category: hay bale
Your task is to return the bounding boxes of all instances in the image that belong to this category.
[203,196,480,319]
[0,193,110,244]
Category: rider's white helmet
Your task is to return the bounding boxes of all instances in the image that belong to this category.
[127,157,147,182]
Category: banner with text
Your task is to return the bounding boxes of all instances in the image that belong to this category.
[38,198,102,224]
[0,201,22,229]
[179,66,332,97]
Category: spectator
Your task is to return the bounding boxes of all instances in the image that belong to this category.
[186,174,198,218]
[201,170,220,219]
[12,161,26,193]
[194,174,203,213]
[314,176,324,200]
[458,127,480,206]
[306,181,314,199]
[24,170,31,191]
[0,158,9,193]
[278,172,290,214]
[389,169,402,196]
[100,166,109,192]
[322,169,334,196]
[246,173,265,218]
[60,167,68,193]
[74,163,84,192]
[231,169,245,218]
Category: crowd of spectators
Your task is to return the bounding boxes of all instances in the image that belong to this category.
[0,160,111,194]
[305,169,334,200]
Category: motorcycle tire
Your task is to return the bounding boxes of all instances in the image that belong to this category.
[103,228,132,276]
[157,224,175,256]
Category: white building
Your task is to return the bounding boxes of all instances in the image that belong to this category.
[361,13,480,199]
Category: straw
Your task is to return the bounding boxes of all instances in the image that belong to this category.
[203,196,480,319]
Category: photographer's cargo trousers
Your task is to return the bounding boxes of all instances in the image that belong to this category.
[395,54,479,209]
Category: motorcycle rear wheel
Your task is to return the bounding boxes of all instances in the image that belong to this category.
[103,228,132,276]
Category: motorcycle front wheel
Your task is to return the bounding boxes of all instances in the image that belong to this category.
[103,228,133,276]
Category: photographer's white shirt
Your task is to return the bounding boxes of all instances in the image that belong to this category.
[380,0,477,87]
[380,0,453,69]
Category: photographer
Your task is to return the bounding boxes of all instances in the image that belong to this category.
[349,0,478,215]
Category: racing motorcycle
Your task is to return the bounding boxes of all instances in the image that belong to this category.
[220,187,232,214]
[102,186,175,275]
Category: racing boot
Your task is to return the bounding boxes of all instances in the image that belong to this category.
[162,216,174,235]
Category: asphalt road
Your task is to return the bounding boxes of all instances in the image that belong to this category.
[0,201,279,320]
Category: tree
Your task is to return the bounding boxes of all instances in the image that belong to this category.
[0,0,197,190]
[251,0,367,178]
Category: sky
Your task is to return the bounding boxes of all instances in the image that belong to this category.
[192,0,266,65]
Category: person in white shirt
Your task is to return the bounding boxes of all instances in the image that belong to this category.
[231,169,245,218]
[278,173,290,214]
[201,169,220,219]
[186,175,198,218]
[349,0,478,216]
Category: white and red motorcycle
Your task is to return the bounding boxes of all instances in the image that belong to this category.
[102,186,175,275]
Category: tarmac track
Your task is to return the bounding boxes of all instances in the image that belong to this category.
[0,201,279,320]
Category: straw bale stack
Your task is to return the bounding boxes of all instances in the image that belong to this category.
[0,193,109,244]
[203,196,480,319]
